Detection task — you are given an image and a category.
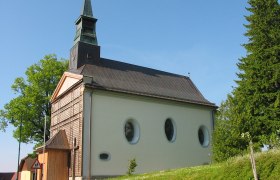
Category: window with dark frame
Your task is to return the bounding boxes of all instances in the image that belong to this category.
[198,128,204,145]
[125,121,134,142]
[198,126,209,147]
[165,118,175,142]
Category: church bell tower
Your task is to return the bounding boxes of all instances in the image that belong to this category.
[69,0,100,70]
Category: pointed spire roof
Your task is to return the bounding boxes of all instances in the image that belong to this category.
[69,0,100,70]
[36,130,70,151]
[81,0,93,17]
[73,0,98,46]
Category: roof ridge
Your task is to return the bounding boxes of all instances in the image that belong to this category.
[79,64,86,74]
[100,58,187,78]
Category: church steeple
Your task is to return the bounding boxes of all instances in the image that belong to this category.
[74,0,98,46]
[69,0,100,70]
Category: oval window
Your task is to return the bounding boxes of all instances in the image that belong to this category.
[198,126,209,147]
[124,119,140,144]
[165,118,176,142]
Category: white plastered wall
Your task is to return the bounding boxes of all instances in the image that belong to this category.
[83,90,213,177]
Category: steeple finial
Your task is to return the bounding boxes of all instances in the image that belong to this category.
[81,0,93,17]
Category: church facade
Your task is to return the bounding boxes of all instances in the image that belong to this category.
[39,0,216,179]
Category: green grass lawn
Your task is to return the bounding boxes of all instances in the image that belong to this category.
[112,149,280,180]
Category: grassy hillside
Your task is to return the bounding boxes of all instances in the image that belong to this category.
[112,149,280,180]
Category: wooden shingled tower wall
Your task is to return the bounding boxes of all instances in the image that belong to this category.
[50,81,84,178]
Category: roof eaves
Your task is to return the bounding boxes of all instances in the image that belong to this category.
[84,83,217,108]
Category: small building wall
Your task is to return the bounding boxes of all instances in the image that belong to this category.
[83,90,214,177]
[20,171,32,180]
[20,156,35,180]
[37,152,48,180]
[37,150,68,180]
[47,150,69,180]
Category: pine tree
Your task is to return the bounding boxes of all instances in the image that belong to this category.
[233,0,280,146]
[213,0,280,161]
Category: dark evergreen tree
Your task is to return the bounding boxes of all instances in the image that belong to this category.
[213,0,280,161]
[234,0,280,146]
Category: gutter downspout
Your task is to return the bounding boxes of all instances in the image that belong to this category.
[88,91,93,179]
[210,109,216,164]
[211,110,215,131]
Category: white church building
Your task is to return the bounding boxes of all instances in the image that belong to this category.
[36,0,216,179]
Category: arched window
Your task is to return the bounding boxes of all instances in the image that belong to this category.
[165,118,176,142]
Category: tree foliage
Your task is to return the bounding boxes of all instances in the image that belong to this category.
[213,0,280,161]
[213,96,247,162]
[0,54,68,144]
[234,0,280,142]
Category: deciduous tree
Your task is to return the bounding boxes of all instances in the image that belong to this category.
[213,95,247,162]
[0,54,68,144]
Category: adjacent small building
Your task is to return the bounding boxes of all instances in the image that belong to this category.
[36,130,70,180]
[0,172,17,180]
[37,0,216,179]
[18,156,36,180]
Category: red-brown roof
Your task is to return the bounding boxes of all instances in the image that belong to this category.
[37,130,70,151]
[19,156,36,172]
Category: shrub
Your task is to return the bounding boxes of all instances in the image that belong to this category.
[127,158,137,176]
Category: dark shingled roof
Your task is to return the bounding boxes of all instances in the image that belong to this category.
[69,58,216,107]
[0,173,16,180]
[37,130,70,151]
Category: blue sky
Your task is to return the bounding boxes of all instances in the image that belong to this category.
[0,0,248,172]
